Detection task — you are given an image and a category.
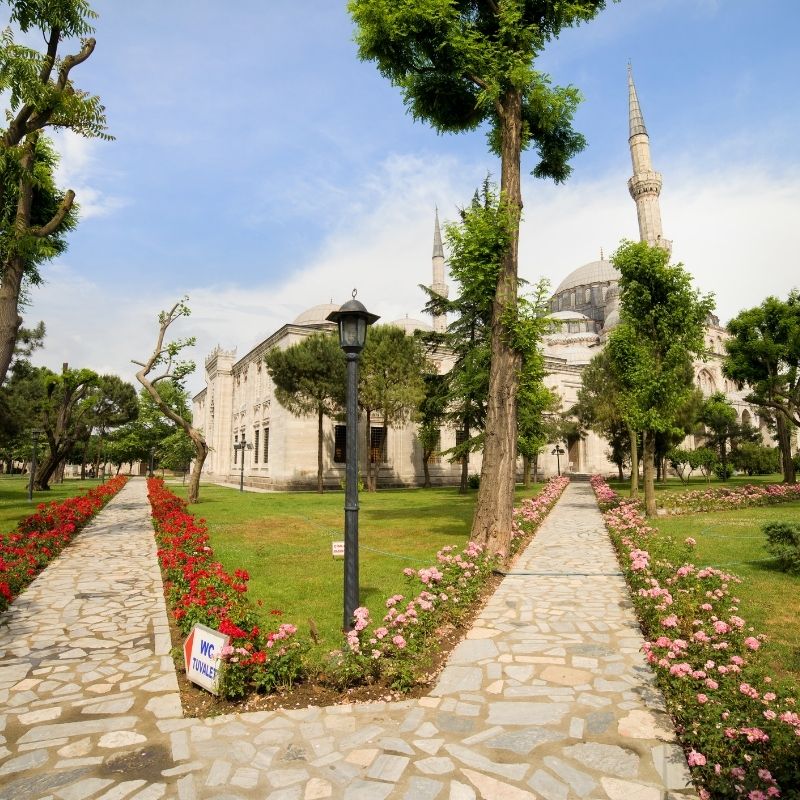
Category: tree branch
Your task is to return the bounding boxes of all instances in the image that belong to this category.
[39,27,61,83]
[31,190,75,237]
[56,38,96,91]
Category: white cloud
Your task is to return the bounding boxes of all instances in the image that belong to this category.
[25,152,800,398]
[50,130,128,220]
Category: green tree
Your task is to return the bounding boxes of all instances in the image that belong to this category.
[359,325,429,491]
[134,299,208,504]
[416,372,448,489]
[350,0,607,552]
[0,0,109,384]
[724,293,800,484]
[574,347,636,485]
[518,381,559,487]
[697,391,759,481]
[731,442,780,477]
[34,364,98,489]
[606,241,714,516]
[265,332,345,494]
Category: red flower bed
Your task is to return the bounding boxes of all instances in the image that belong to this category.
[0,476,128,612]
[146,478,304,698]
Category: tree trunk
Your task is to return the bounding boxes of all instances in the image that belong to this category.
[532,453,539,484]
[317,406,324,493]
[522,455,531,488]
[470,90,522,556]
[628,426,639,498]
[720,439,728,481]
[365,409,375,492]
[642,430,657,517]
[80,439,89,479]
[776,412,797,484]
[186,433,208,504]
[0,254,25,386]
[617,461,623,481]
[422,452,431,488]
[459,444,469,494]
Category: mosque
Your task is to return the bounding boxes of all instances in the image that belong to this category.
[191,69,762,490]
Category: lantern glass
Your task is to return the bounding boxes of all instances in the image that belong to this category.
[339,316,366,351]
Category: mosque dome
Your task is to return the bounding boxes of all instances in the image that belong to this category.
[389,316,433,335]
[549,310,591,321]
[292,302,340,326]
[554,259,619,295]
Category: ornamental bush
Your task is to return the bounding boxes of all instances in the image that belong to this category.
[763,521,800,575]
[0,476,128,612]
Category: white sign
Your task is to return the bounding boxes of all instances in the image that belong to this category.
[183,623,229,695]
[332,540,345,558]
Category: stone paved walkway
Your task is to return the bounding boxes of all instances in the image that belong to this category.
[0,480,697,800]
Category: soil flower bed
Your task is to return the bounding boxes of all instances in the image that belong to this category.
[592,475,800,799]
[0,475,128,613]
[659,482,800,515]
[148,475,569,702]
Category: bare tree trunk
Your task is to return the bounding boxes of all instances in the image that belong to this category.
[317,406,324,493]
[460,450,469,494]
[0,255,24,387]
[133,299,208,504]
[776,413,797,484]
[422,453,431,488]
[642,430,657,517]
[522,455,531,488]
[532,453,539,483]
[470,92,522,556]
[628,426,639,498]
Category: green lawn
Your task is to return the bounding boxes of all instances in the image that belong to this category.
[654,501,800,683]
[0,476,103,534]
[177,483,543,657]
[608,473,785,498]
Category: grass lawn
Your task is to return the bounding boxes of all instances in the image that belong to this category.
[175,482,543,659]
[654,500,800,684]
[608,473,785,498]
[0,475,103,534]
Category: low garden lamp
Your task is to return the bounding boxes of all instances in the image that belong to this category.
[327,292,379,631]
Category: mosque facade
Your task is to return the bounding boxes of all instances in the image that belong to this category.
[191,69,769,489]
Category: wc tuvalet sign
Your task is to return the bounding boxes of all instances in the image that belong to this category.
[183,623,229,695]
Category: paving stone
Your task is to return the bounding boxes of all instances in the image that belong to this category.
[542,756,597,797]
[415,757,455,775]
[304,778,332,799]
[651,744,693,790]
[563,742,640,778]
[461,768,538,800]
[586,710,616,734]
[528,769,569,800]
[402,776,443,799]
[484,727,565,756]
[0,747,49,775]
[448,782,476,800]
[486,701,569,725]
[601,777,662,800]
[366,753,409,782]
[444,744,527,781]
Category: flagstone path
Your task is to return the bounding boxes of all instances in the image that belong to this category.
[0,479,697,800]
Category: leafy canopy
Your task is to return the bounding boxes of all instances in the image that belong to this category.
[348,0,606,181]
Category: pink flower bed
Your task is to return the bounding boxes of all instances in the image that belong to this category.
[660,482,800,515]
[592,475,800,798]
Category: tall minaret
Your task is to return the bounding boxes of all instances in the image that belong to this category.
[430,207,449,332]
[627,64,671,253]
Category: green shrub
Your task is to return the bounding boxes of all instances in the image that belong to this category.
[764,520,800,574]
[732,443,780,476]
[467,473,480,489]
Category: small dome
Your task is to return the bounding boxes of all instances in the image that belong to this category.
[389,317,433,335]
[293,302,340,326]
[549,310,590,321]
[554,259,620,295]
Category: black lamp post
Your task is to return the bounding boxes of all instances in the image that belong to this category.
[233,432,252,492]
[27,429,41,502]
[551,444,566,476]
[148,447,155,478]
[327,292,379,631]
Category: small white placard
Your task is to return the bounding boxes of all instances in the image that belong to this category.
[183,623,229,695]
[332,540,345,558]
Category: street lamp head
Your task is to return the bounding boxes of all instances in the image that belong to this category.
[327,294,380,354]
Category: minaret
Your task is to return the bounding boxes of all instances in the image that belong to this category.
[627,64,671,253]
[430,207,449,333]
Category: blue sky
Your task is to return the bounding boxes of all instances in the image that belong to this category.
[17,0,800,394]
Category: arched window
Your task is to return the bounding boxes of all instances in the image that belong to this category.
[584,288,591,304]
[602,286,608,301]
[696,369,717,396]
[741,409,752,429]
[570,292,575,308]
